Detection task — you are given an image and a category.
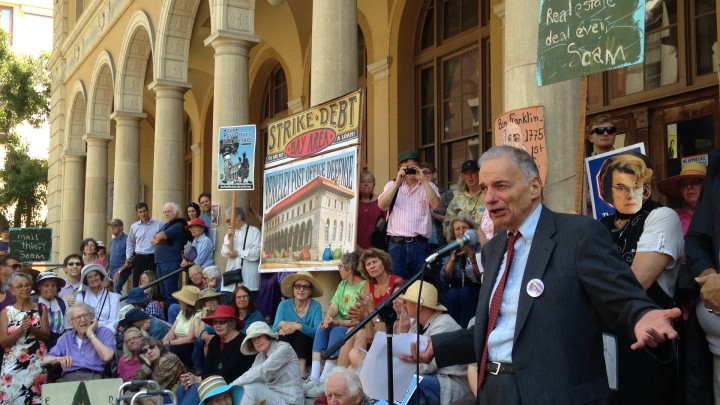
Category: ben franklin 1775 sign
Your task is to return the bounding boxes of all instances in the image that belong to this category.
[536,0,645,86]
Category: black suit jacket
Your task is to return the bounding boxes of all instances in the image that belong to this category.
[433,206,659,405]
[686,149,720,276]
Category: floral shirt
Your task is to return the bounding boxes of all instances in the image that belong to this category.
[443,191,488,240]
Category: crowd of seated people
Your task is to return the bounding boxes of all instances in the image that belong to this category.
[1,147,718,405]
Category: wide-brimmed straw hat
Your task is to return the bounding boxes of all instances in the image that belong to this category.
[240,321,278,355]
[195,288,226,309]
[198,375,243,405]
[185,218,208,231]
[201,304,243,329]
[34,271,66,292]
[280,271,324,298]
[399,280,447,312]
[171,285,201,306]
[79,264,111,291]
[658,162,707,198]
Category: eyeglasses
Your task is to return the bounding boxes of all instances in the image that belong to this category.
[612,184,645,197]
[125,336,141,344]
[337,264,347,270]
[6,263,21,270]
[294,284,312,291]
[67,262,82,267]
[422,169,432,175]
[71,313,93,322]
[12,283,32,290]
[212,319,230,326]
[592,126,617,135]
[139,345,156,354]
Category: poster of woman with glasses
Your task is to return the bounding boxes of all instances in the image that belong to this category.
[585,143,645,220]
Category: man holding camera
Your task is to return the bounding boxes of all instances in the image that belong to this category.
[378,150,441,280]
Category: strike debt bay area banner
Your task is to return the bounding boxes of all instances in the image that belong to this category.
[260,148,358,272]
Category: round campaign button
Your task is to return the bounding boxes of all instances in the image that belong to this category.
[526,279,544,298]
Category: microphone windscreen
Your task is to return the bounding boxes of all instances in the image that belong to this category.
[464,229,480,245]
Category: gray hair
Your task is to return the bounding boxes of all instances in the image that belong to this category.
[66,302,96,323]
[189,264,203,275]
[447,215,477,242]
[225,207,245,221]
[8,272,32,290]
[203,265,221,280]
[163,202,182,218]
[478,145,539,182]
[326,367,364,398]
[340,252,361,277]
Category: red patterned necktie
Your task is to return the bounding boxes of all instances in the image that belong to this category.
[477,231,521,387]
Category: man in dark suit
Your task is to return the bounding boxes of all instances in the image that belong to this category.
[406,145,681,404]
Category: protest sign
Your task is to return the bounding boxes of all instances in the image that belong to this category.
[585,143,645,219]
[494,106,548,184]
[217,124,256,190]
[537,0,645,86]
[9,227,52,261]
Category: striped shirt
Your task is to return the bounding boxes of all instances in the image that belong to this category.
[382,180,440,238]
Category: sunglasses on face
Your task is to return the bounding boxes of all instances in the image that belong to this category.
[294,284,312,291]
[212,319,230,326]
[592,126,617,135]
[6,263,21,270]
[67,262,82,266]
[140,345,156,354]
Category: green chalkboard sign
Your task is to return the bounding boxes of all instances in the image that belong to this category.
[536,0,645,86]
[9,228,52,261]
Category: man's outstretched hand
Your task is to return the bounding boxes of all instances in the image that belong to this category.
[631,307,681,350]
[400,337,435,364]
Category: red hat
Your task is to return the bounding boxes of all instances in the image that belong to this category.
[201,304,244,330]
[185,218,208,231]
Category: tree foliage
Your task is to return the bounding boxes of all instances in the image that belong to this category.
[0,28,50,134]
[0,29,51,227]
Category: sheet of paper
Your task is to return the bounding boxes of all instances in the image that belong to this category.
[358,331,428,402]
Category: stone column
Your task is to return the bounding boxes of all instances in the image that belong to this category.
[204,32,259,267]
[148,80,190,218]
[367,57,392,185]
[503,0,579,212]
[310,0,358,106]
[60,153,85,258]
[83,134,111,241]
[110,111,146,224]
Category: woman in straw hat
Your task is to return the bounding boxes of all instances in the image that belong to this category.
[162,285,200,367]
[397,280,470,404]
[76,263,121,333]
[230,321,303,405]
[176,305,254,405]
[658,162,706,235]
[272,271,323,378]
[197,375,243,405]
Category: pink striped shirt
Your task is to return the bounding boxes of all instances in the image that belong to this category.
[382,180,440,238]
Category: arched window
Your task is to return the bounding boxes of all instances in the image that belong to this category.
[340,221,344,240]
[325,219,330,241]
[415,0,489,187]
[332,219,337,240]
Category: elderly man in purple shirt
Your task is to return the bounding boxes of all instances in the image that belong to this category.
[42,302,115,382]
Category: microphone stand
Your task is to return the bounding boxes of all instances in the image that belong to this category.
[323,260,437,403]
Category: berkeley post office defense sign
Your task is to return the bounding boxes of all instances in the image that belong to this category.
[265,90,362,168]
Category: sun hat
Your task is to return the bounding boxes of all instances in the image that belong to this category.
[125,308,150,324]
[201,304,243,329]
[125,287,149,305]
[186,218,209,231]
[96,241,106,249]
[240,321,279,355]
[34,271,66,292]
[658,162,707,199]
[399,280,447,312]
[280,271,324,298]
[79,264,111,291]
[195,288,226,309]
[119,304,134,323]
[198,375,243,405]
[171,285,201,306]
[398,150,420,164]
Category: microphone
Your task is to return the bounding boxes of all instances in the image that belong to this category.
[425,229,480,263]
